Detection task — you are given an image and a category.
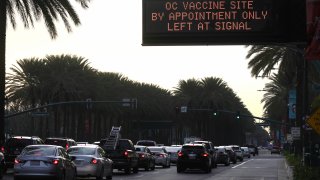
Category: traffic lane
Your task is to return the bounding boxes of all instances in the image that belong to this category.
[111,159,250,180]
[212,155,287,180]
[2,158,252,180]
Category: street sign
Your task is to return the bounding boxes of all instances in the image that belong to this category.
[306,108,320,135]
[291,127,300,140]
[180,106,188,113]
[142,0,306,45]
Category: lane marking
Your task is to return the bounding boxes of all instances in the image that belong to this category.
[232,159,253,168]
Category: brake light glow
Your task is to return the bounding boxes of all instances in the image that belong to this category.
[202,153,209,157]
[178,152,183,157]
[66,144,69,150]
[14,159,20,164]
[91,158,98,164]
[52,159,59,165]
[159,154,164,157]
[139,154,145,158]
[124,151,129,156]
[0,146,4,153]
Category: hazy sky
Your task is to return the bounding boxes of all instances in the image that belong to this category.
[6,0,270,117]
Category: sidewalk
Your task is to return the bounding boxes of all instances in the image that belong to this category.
[278,158,293,180]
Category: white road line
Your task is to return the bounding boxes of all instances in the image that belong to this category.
[232,159,254,168]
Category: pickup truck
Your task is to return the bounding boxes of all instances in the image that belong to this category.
[101,139,139,174]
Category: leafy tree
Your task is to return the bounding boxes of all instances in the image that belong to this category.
[0,0,91,144]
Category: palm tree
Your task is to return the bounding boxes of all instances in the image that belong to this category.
[0,0,91,143]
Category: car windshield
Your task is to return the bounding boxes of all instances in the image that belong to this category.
[45,139,67,147]
[6,139,33,148]
[148,147,162,152]
[135,147,145,152]
[67,147,96,155]
[182,146,205,153]
[165,147,181,152]
[21,146,56,156]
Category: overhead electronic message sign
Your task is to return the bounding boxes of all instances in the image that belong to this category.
[142,0,306,45]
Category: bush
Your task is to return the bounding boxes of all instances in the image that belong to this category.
[284,151,320,180]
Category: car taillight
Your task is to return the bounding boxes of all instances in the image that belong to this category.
[0,146,4,153]
[14,159,20,164]
[52,159,59,165]
[91,158,98,164]
[202,153,209,157]
[124,151,129,156]
[159,154,164,157]
[66,144,69,150]
[139,154,145,158]
[178,152,183,157]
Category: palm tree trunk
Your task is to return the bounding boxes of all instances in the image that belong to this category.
[0,0,6,145]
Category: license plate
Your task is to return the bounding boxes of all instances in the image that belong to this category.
[188,154,196,159]
[31,161,40,166]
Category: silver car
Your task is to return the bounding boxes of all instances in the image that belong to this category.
[14,145,76,180]
[165,146,181,164]
[148,146,171,168]
[67,145,113,179]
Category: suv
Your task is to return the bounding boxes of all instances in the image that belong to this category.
[136,140,157,146]
[193,140,218,168]
[102,139,139,174]
[44,137,77,150]
[177,143,212,173]
[2,136,44,168]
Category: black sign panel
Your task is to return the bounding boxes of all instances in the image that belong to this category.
[142,0,306,45]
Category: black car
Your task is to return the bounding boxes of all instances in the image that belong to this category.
[102,139,139,174]
[0,152,5,179]
[2,136,44,168]
[44,137,77,150]
[177,143,212,173]
[193,140,218,168]
[134,145,156,171]
[215,147,230,166]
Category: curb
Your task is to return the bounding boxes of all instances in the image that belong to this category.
[284,159,294,180]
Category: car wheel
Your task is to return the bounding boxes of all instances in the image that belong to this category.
[96,167,104,180]
[177,166,184,173]
[124,167,131,174]
[133,166,139,173]
[150,161,155,170]
[145,161,150,171]
[106,167,113,180]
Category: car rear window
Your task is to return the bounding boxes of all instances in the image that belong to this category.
[67,147,96,155]
[182,146,205,153]
[21,146,56,156]
[6,138,33,148]
[136,141,156,146]
[45,139,67,147]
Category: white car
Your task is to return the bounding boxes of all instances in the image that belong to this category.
[148,146,171,168]
[67,145,113,179]
[241,147,251,158]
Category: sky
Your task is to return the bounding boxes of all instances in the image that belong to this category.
[6,0,270,118]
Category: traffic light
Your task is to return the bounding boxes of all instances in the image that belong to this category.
[175,106,180,114]
[213,109,219,116]
[236,111,240,119]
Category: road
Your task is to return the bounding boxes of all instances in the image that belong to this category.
[2,149,291,180]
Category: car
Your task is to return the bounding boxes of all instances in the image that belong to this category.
[193,140,218,168]
[102,139,139,174]
[215,147,230,166]
[241,146,251,158]
[271,146,281,154]
[246,144,258,156]
[2,136,44,168]
[148,146,171,168]
[0,152,5,179]
[136,140,157,147]
[224,146,237,164]
[67,145,113,179]
[44,137,77,150]
[13,144,76,180]
[134,145,156,171]
[228,145,244,161]
[176,143,212,173]
[165,146,181,164]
